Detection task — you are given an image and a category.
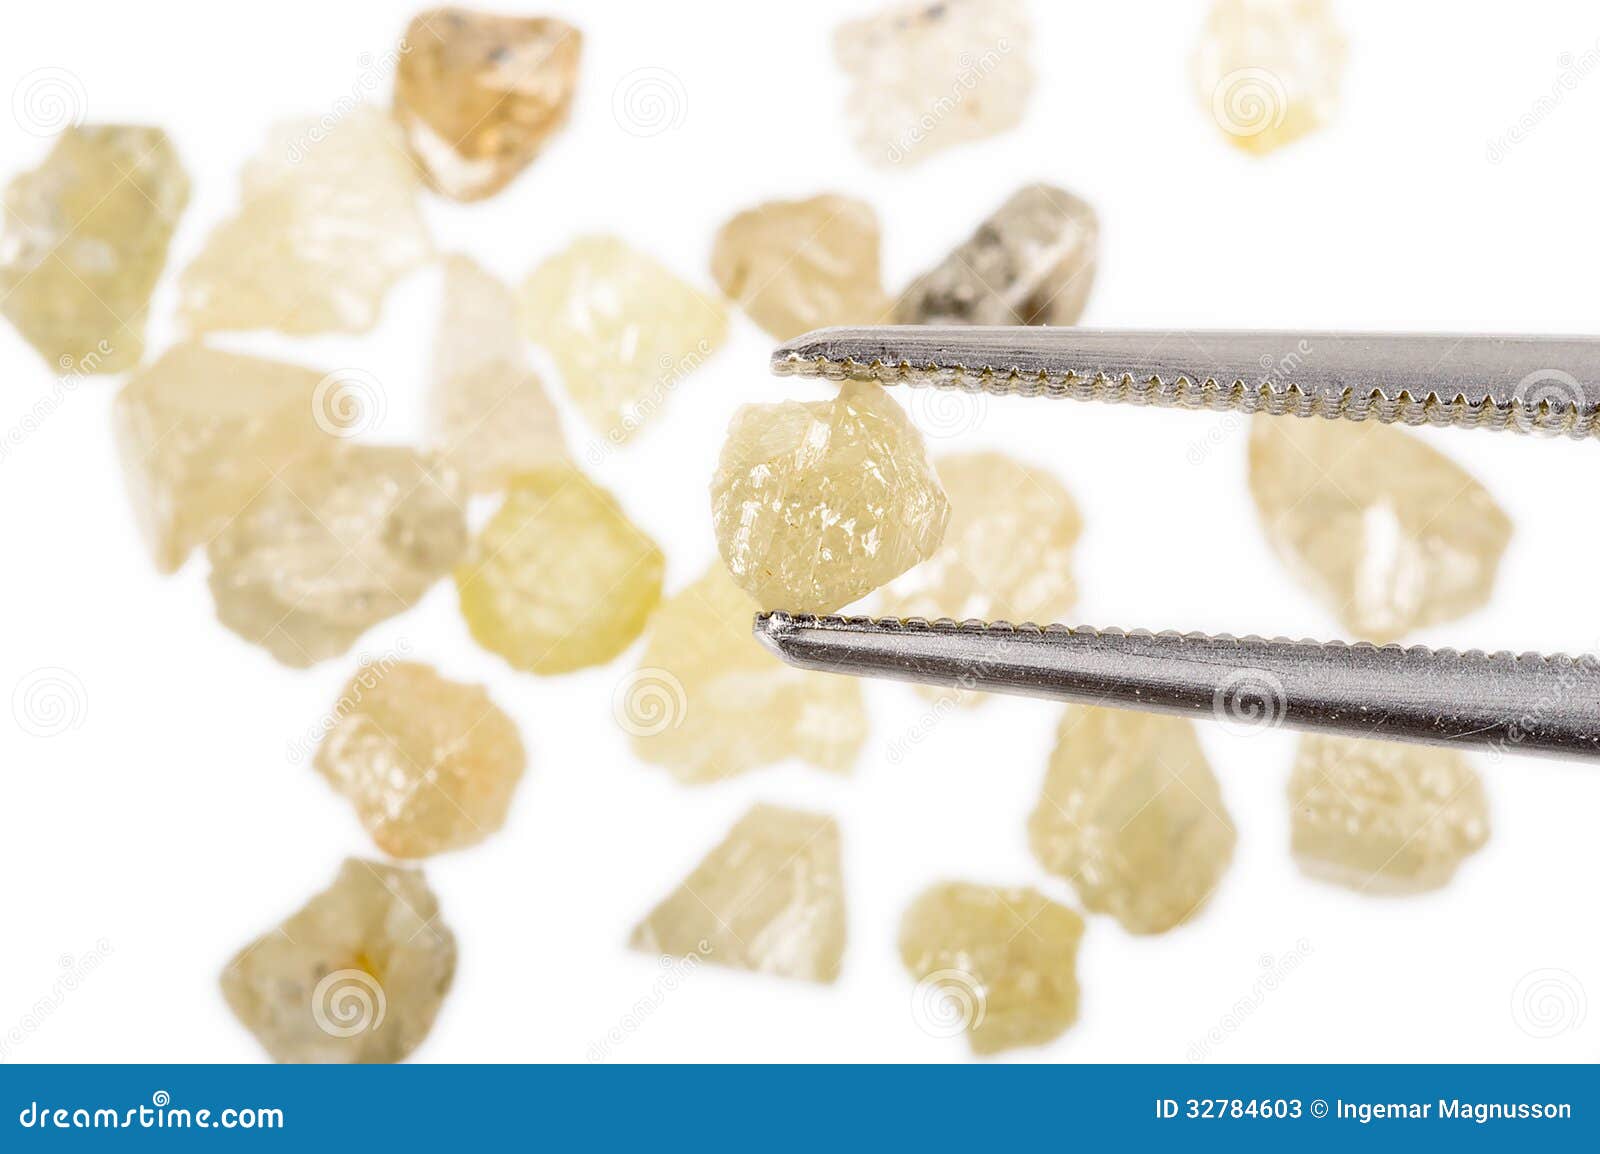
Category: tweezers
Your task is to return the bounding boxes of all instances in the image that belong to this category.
[752,326,1600,763]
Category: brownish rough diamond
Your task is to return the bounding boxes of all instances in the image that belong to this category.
[0,126,189,373]
[631,804,845,982]
[221,858,456,1063]
[394,9,582,201]
[315,661,527,858]
[900,882,1083,1055]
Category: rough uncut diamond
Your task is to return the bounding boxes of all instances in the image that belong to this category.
[114,344,342,573]
[207,446,467,667]
[519,236,726,443]
[834,0,1032,167]
[1289,734,1489,894]
[1248,417,1511,643]
[1029,706,1235,934]
[900,882,1083,1055]
[221,858,456,1064]
[178,108,430,334]
[629,564,867,782]
[315,661,526,858]
[455,466,663,673]
[1194,0,1347,155]
[712,381,949,614]
[631,804,845,982]
[710,195,889,341]
[0,126,189,373]
[896,184,1098,327]
[394,9,581,202]
[430,255,566,493]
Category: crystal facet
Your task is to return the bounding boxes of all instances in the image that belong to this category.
[899,882,1083,1055]
[1248,417,1512,643]
[630,804,845,983]
[394,9,581,202]
[455,466,663,673]
[1029,706,1236,935]
[0,126,189,373]
[314,661,526,858]
[221,858,456,1064]
[1289,734,1490,894]
[895,184,1098,326]
[710,195,889,341]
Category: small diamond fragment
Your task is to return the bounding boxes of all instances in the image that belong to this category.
[1029,706,1235,934]
[315,661,526,858]
[630,804,845,982]
[1289,734,1489,894]
[710,195,889,340]
[628,564,867,781]
[221,857,456,1063]
[519,235,726,443]
[1248,417,1511,642]
[0,126,189,373]
[899,881,1083,1055]
[394,9,581,201]
[711,380,949,613]
[455,466,663,673]
[896,184,1098,326]
[206,446,467,667]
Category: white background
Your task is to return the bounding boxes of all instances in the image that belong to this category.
[2,0,1598,1063]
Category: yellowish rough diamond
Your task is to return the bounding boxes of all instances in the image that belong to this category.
[456,466,663,673]
[314,661,526,858]
[1029,706,1235,935]
[712,381,949,613]
[519,236,726,444]
[834,0,1032,167]
[1248,417,1512,643]
[631,804,845,982]
[900,882,1083,1055]
[430,255,566,493]
[0,126,189,373]
[394,9,581,201]
[178,108,430,334]
[627,564,868,781]
[1194,0,1347,155]
[207,446,467,667]
[1289,735,1490,894]
[222,858,456,1063]
[710,195,890,341]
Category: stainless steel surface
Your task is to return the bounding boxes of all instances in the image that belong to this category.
[772,326,1600,437]
[754,613,1600,762]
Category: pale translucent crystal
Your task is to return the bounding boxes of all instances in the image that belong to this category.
[207,446,467,666]
[315,661,526,858]
[1029,706,1235,934]
[896,184,1098,326]
[710,195,889,341]
[221,858,456,1064]
[628,564,867,781]
[430,255,566,493]
[0,126,189,373]
[1248,417,1512,642]
[835,0,1032,167]
[1289,734,1489,894]
[519,235,726,444]
[1194,0,1347,155]
[178,108,430,334]
[455,466,663,673]
[394,9,581,201]
[630,804,845,982]
[711,381,949,613]
[900,882,1083,1055]
[114,344,341,573]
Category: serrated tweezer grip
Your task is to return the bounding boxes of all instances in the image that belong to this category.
[754,614,1600,762]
